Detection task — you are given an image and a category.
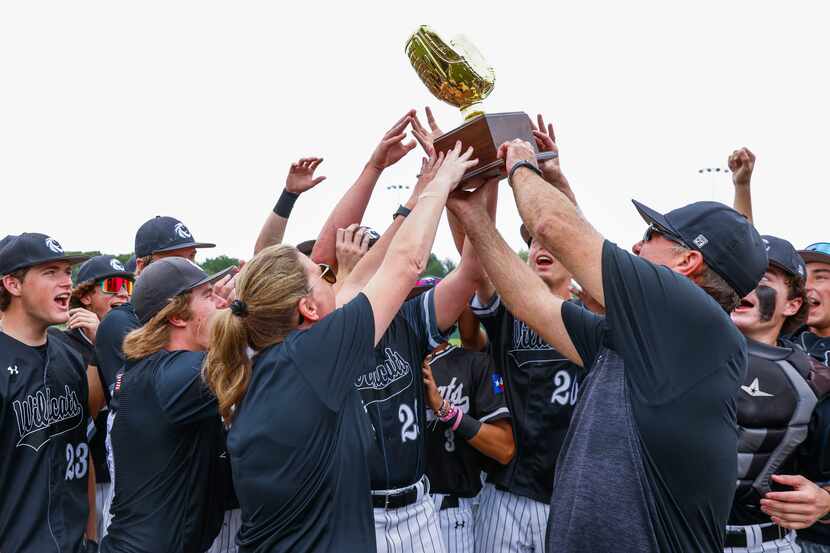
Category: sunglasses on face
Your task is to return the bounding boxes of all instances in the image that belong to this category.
[99,277,134,295]
[308,263,336,292]
[642,224,687,247]
[805,243,830,256]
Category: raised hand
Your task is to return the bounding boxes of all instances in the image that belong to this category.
[67,308,101,342]
[728,147,756,187]
[532,114,563,183]
[212,267,240,308]
[412,151,445,198]
[497,139,537,177]
[411,106,444,158]
[430,141,478,192]
[285,158,327,194]
[335,224,370,281]
[368,110,418,171]
[446,176,498,220]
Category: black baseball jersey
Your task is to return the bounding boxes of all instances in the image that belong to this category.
[791,329,830,545]
[49,327,111,485]
[355,289,449,490]
[101,350,233,553]
[470,294,584,504]
[95,302,139,404]
[0,331,90,553]
[424,345,510,497]
[229,293,377,553]
[730,338,817,525]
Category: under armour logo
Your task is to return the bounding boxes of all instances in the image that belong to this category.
[455,521,465,529]
[174,223,192,239]
[44,237,64,254]
[7,365,19,375]
[741,377,773,398]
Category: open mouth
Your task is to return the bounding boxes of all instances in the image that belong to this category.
[808,296,821,308]
[54,293,70,310]
[734,298,755,312]
[535,254,554,268]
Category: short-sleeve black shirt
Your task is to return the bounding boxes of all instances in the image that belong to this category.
[470,294,583,503]
[549,241,746,553]
[228,293,377,553]
[424,345,510,497]
[101,350,232,553]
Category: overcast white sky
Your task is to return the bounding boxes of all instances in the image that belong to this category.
[1,1,828,263]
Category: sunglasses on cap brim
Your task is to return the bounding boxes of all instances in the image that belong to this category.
[642,224,687,248]
[99,276,134,295]
[805,243,830,256]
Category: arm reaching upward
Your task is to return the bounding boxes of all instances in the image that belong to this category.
[254,157,326,255]
[727,147,755,223]
[310,110,417,265]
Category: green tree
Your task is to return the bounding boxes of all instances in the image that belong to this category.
[422,253,457,278]
[518,249,529,262]
[200,255,241,274]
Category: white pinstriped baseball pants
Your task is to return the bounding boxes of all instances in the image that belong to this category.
[431,494,475,553]
[724,524,800,553]
[474,484,548,553]
[206,509,241,553]
[374,477,446,553]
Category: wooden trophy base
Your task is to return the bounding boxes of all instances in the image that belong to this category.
[433,112,554,184]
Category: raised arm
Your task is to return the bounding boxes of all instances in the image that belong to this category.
[532,113,578,206]
[254,157,326,255]
[433,223,488,333]
[362,142,477,346]
[310,110,417,265]
[727,147,755,223]
[498,139,606,308]
[448,180,585,366]
[335,152,443,306]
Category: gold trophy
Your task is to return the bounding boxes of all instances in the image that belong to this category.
[406,25,553,181]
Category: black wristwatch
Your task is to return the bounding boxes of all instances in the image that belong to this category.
[393,205,412,220]
[508,160,543,186]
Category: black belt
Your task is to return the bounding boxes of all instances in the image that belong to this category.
[372,486,420,510]
[439,495,460,511]
[724,525,786,548]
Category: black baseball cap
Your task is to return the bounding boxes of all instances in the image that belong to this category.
[134,216,215,258]
[761,235,806,281]
[296,227,380,258]
[799,242,830,267]
[75,255,134,286]
[132,257,234,324]
[0,233,90,275]
[125,255,137,273]
[632,200,767,298]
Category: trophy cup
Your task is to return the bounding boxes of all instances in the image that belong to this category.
[406,25,553,182]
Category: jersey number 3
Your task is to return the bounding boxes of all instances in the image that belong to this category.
[399,401,419,442]
[65,443,89,481]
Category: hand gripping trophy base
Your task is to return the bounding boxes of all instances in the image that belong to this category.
[433,112,556,184]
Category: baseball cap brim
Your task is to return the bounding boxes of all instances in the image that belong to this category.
[799,250,830,266]
[17,254,91,274]
[631,200,683,239]
[189,265,236,292]
[151,241,216,255]
[77,270,134,285]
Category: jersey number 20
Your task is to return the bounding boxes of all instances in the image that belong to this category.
[65,443,89,481]
[551,370,579,406]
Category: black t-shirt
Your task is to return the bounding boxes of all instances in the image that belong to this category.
[0,331,90,553]
[228,293,377,553]
[95,303,139,404]
[470,294,583,503]
[101,350,232,553]
[49,326,111,485]
[424,345,510,497]
[356,289,449,490]
[549,240,746,553]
